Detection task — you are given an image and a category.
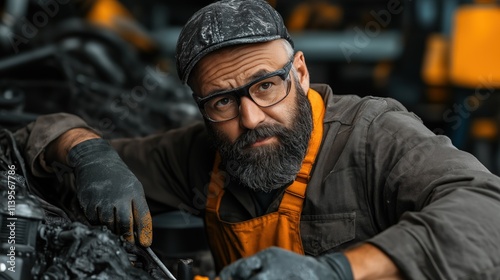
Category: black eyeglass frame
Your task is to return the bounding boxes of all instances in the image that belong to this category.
[192,59,294,122]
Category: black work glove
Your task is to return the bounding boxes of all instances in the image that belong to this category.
[67,138,152,247]
[218,247,353,280]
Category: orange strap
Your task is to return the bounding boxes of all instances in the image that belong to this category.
[296,88,325,182]
[280,89,325,213]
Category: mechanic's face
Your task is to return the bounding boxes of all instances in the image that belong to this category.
[191,40,312,192]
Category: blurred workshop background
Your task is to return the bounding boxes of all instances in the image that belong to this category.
[0,0,499,175]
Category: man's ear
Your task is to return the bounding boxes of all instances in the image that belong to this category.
[293,51,310,94]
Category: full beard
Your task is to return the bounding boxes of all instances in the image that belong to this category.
[207,84,313,192]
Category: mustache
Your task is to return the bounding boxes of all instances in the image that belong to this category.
[233,124,289,150]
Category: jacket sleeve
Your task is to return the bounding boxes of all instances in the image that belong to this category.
[13,113,100,177]
[364,100,500,279]
[109,122,215,216]
[13,113,214,216]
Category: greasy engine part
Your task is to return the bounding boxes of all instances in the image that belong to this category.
[33,222,155,280]
[0,128,44,280]
[0,128,173,279]
[0,172,45,280]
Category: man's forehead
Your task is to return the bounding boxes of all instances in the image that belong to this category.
[190,40,290,93]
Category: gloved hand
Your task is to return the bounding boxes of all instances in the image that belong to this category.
[218,247,353,280]
[67,138,152,247]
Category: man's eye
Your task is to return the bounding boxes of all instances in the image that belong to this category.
[258,82,273,91]
[214,97,234,109]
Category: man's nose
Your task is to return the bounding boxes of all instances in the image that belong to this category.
[239,97,266,130]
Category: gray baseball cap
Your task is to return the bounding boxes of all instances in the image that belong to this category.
[175,0,294,84]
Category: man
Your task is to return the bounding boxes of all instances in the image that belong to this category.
[14,0,500,279]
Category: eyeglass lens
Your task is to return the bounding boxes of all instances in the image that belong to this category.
[204,74,290,122]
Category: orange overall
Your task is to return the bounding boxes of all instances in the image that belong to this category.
[204,89,325,271]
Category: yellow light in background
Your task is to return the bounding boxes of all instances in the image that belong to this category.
[450,5,500,88]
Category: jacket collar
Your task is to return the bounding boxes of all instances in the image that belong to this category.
[310,83,361,126]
